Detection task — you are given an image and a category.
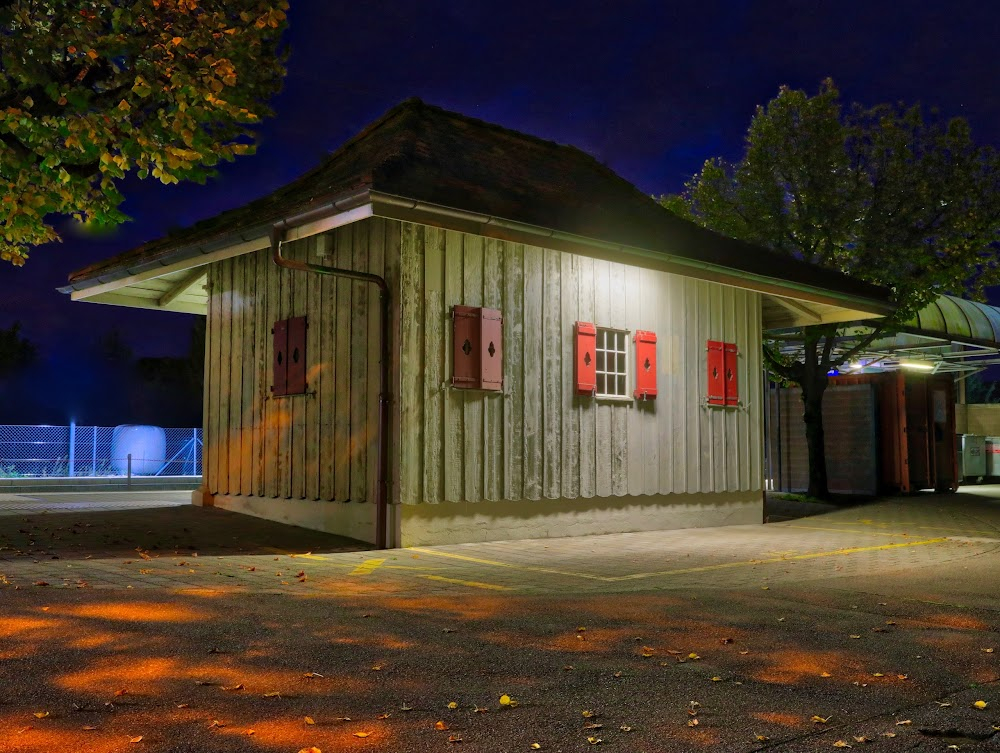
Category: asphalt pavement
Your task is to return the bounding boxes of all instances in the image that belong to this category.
[0,487,999,752]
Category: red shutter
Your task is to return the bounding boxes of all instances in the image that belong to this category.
[633,330,657,400]
[272,319,288,396]
[724,342,739,406]
[575,321,597,395]
[287,316,308,395]
[707,340,725,406]
[452,305,480,389]
[480,308,503,391]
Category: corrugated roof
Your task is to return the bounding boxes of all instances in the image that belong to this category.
[903,295,1000,346]
[65,98,891,310]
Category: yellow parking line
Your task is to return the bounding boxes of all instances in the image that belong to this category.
[609,537,949,581]
[408,547,609,581]
[349,558,386,576]
[420,574,512,591]
[413,538,950,584]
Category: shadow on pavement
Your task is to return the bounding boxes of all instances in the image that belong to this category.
[0,505,369,561]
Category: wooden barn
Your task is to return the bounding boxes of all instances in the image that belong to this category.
[60,99,892,547]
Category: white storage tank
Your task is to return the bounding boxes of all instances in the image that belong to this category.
[111,425,166,476]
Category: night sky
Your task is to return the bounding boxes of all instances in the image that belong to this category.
[2,0,999,423]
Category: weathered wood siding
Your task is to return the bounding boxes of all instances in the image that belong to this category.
[398,222,763,505]
[203,217,395,501]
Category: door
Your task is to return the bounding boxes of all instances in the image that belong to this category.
[931,383,954,490]
[904,378,932,490]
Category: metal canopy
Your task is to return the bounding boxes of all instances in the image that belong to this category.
[770,294,1000,379]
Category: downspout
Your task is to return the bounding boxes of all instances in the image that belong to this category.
[270,223,391,550]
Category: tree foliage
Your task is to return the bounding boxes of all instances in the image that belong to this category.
[663,80,1000,497]
[663,79,1000,325]
[0,0,289,265]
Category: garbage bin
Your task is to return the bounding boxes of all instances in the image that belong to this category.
[986,437,1000,477]
[961,435,986,479]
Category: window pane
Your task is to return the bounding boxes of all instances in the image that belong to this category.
[617,352,625,373]
[596,351,605,372]
[597,373,606,394]
[617,375,626,395]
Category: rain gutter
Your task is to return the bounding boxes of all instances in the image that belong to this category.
[270,204,391,551]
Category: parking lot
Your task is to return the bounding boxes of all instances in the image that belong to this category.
[1,488,998,751]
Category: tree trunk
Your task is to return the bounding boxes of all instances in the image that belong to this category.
[800,373,830,499]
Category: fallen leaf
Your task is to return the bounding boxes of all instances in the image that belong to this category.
[32,712,49,719]
[687,718,699,727]
[82,725,99,731]
[587,737,603,744]
[304,716,316,725]
[895,719,912,726]
[263,691,281,698]
[755,734,770,742]
[619,725,632,732]
[401,704,413,712]
[688,653,701,660]
[435,721,449,730]
[208,720,224,729]
[935,701,953,708]
[129,737,143,743]
[371,664,383,671]
[882,732,896,738]
[34,581,49,586]
[982,648,995,653]
[820,672,832,678]
[176,703,189,709]
[500,694,515,707]
[582,710,595,718]
[473,706,487,713]
[849,635,861,639]
[298,748,322,753]
[353,732,370,738]
[247,729,255,735]
[447,734,463,743]
[221,683,244,692]
[833,741,852,748]
[711,676,722,682]
[577,626,587,632]
[640,647,655,657]
[974,700,989,709]
[531,745,541,750]
[853,736,870,743]
[447,702,458,709]
[613,671,622,677]
[583,722,603,730]
[378,712,391,719]
[303,672,324,678]
[873,673,884,677]
[443,628,456,633]
[811,715,830,724]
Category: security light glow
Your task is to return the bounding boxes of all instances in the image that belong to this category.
[899,360,935,371]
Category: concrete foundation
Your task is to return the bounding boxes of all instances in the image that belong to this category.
[196,491,764,547]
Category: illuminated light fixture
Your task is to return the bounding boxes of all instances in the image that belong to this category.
[849,361,863,370]
[899,360,935,371]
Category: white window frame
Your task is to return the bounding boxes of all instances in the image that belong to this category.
[595,326,630,400]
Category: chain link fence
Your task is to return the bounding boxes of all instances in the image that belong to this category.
[0,424,202,478]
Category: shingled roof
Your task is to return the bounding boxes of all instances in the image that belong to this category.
[64,98,890,309]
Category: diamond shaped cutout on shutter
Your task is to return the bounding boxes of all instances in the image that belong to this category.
[488,341,496,357]
[462,338,472,356]
[644,357,651,371]
[584,351,591,366]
